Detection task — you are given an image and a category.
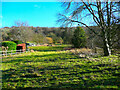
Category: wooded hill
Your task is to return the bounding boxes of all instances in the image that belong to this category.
[1,25,120,49]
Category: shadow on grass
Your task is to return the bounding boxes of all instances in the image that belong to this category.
[2,52,120,89]
[2,77,120,89]
[2,67,120,89]
[2,53,77,64]
[48,77,120,88]
[29,46,71,52]
[2,87,86,90]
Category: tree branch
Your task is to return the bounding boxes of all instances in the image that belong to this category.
[82,1,100,27]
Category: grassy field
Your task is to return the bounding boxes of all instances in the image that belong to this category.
[28,44,72,51]
[1,46,120,89]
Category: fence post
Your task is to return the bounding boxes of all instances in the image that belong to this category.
[6,50,7,56]
[20,49,21,54]
[0,49,28,56]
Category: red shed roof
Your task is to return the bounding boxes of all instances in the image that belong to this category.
[17,43,26,46]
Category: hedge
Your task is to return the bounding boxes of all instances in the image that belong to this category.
[2,41,17,51]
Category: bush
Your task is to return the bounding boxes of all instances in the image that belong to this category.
[70,48,92,54]
[69,48,97,58]
[72,26,86,48]
[2,41,17,51]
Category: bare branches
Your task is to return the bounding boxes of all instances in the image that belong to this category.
[14,21,29,27]
[58,14,102,37]
[82,1,100,26]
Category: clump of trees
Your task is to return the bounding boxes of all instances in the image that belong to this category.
[47,33,63,44]
[8,21,34,43]
[32,33,46,44]
[1,21,75,45]
[72,26,86,48]
[46,37,53,44]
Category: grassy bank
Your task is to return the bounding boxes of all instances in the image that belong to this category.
[2,50,120,89]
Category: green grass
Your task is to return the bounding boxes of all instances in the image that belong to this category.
[28,44,72,52]
[1,46,120,89]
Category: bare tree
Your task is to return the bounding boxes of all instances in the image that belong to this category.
[9,21,34,43]
[57,1,120,56]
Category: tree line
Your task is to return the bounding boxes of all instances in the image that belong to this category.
[1,22,119,51]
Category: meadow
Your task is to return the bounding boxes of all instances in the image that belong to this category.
[1,45,120,89]
[28,44,72,51]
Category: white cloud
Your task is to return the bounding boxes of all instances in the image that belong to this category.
[34,5,40,8]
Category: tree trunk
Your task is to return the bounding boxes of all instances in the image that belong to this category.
[103,31,111,56]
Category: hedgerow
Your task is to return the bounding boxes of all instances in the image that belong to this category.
[2,41,17,51]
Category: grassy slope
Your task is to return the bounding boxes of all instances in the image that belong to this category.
[1,47,120,89]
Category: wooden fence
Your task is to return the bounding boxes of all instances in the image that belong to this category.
[0,49,30,56]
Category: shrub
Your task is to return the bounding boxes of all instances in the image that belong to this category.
[2,41,17,51]
[70,48,92,54]
[72,26,86,48]
[69,48,96,58]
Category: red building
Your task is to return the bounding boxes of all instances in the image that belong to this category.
[17,43,26,52]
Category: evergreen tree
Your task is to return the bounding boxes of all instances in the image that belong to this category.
[72,26,86,48]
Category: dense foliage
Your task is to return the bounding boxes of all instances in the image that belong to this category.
[2,41,17,51]
[72,26,86,48]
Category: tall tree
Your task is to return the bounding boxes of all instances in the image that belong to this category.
[57,1,120,56]
[72,26,86,48]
